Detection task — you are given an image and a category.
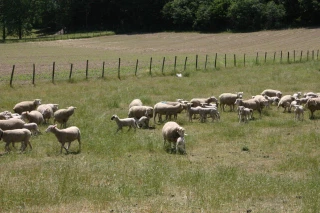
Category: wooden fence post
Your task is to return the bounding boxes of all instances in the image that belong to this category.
[174,56,177,71]
[52,62,55,83]
[69,63,73,80]
[264,52,267,63]
[280,51,283,63]
[273,52,276,63]
[317,50,319,60]
[234,54,236,67]
[149,57,152,75]
[196,55,198,70]
[300,51,303,62]
[184,57,187,71]
[307,50,309,61]
[256,52,258,64]
[135,59,139,76]
[32,64,35,85]
[244,54,246,67]
[312,50,314,60]
[102,61,105,78]
[214,53,217,69]
[10,65,15,87]
[86,60,88,79]
[287,51,290,63]
[224,54,226,68]
[161,57,165,75]
[294,50,295,62]
[118,58,121,79]
[205,55,208,69]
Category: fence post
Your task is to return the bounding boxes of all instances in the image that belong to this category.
[317,50,319,60]
[307,50,309,61]
[86,60,89,79]
[214,53,217,69]
[273,52,276,63]
[280,51,283,63]
[118,58,121,79]
[244,54,245,67]
[184,57,187,71]
[161,57,165,75]
[174,56,177,71]
[69,63,73,80]
[264,52,267,63]
[149,57,152,75]
[135,59,139,76]
[256,52,258,64]
[32,64,35,85]
[294,50,295,62]
[52,62,55,83]
[205,55,208,69]
[287,51,290,63]
[300,51,303,62]
[196,55,198,70]
[234,54,236,67]
[224,54,226,68]
[102,61,105,78]
[10,65,15,87]
[312,50,314,60]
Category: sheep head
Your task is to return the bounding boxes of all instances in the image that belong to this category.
[45,124,57,133]
[111,115,118,120]
[176,126,185,137]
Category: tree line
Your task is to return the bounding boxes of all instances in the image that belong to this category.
[0,0,319,40]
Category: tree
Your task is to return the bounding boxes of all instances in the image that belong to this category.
[263,1,286,29]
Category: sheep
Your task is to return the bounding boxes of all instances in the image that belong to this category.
[252,95,269,109]
[162,121,186,153]
[4,111,22,120]
[153,102,183,123]
[176,136,186,154]
[237,106,253,123]
[111,115,139,132]
[277,95,295,112]
[264,95,280,107]
[0,119,25,130]
[190,96,218,107]
[37,104,59,124]
[129,99,143,109]
[53,106,76,128]
[45,124,81,154]
[292,92,302,99]
[135,116,150,129]
[13,99,41,114]
[199,107,220,123]
[303,92,318,98]
[0,128,32,152]
[186,103,202,122]
[21,111,44,125]
[0,111,8,120]
[128,106,153,119]
[219,92,243,112]
[261,89,282,98]
[293,105,304,121]
[234,99,262,117]
[23,123,41,135]
[305,97,320,119]
[289,99,301,112]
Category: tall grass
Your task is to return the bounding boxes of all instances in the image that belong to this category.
[0,61,320,212]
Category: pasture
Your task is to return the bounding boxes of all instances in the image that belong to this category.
[0,29,320,212]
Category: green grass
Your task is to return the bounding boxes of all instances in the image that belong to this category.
[0,60,320,212]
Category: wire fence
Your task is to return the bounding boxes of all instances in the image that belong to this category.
[1,49,319,86]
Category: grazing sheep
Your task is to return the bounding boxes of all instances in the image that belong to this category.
[186,103,202,122]
[0,119,25,130]
[305,97,320,119]
[235,99,262,117]
[23,123,41,135]
[277,95,295,112]
[162,121,186,153]
[54,106,76,128]
[303,92,318,98]
[199,107,220,123]
[176,136,186,154]
[238,106,253,123]
[264,96,280,107]
[128,106,153,119]
[0,128,32,152]
[153,102,183,123]
[252,95,269,109]
[129,99,143,109]
[13,99,41,114]
[219,92,243,112]
[135,116,150,129]
[292,92,302,99]
[37,104,59,124]
[111,115,139,132]
[293,105,304,121]
[45,124,81,154]
[190,96,218,107]
[21,111,44,125]
[289,99,301,112]
[261,89,282,98]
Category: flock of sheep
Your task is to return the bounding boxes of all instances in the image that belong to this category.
[0,99,80,153]
[113,89,320,154]
[1,88,319,155]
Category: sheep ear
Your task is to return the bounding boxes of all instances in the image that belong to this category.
[53,124,57,128]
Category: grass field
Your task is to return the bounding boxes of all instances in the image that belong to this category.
[0,29,320,212]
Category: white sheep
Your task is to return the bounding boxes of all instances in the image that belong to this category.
[162,121,186,154]
[305,97,320,119]
[237,106,253,123]
[293,105,304,121]
[190,96,218,107]
[111,115,139,132]
[176,136,186,154]
[261,89,282,98]
[45,124,81,154]
[292,92,302,99]
[186,103,202,122]
[303,92,318,98]
[0,128,32,152]
[54,106,76,128]
[252,95,270,109]
[219,92,243,112]
[199,107,220,123]
[277,95,295,112]
[21,110,44,125]
[129,99,143,109]
[0,119,25,130]
[153,102,183,123]
[37,104,59,124]
[264,96,280,107]
[135,116,150,129]
[23,123,41,135]
[128,106,154,119]
[13,99,41,114]
[235,99,261,117]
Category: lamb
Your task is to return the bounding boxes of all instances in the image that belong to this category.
[219,92,243,112]
[186,103,202,122]
[190,96,218,107]
[45,124,81,154]
[128,106,153,119]
[21,111,44,125]
[23,123,41,135]
[0,128,32,152]
[199,107,220,123]
[54,106,76,128]
[289,99,301,112]
[261,89,282,98]
[13,99,41,114]
[153,102,183,123]
[0,119,25,130]
[176,136,186,154]
[252,95,269,109]
[292,92,302,99]
[237,106,253,123]
[129,99,143,109]
[305,97,320,119]
[111,114,139,132]
[234,99,262,117]
[37,104,59,124]
[293,105,304,121]
[277,95,295,112]
[303,92,318,98]
[135,116,150,129]
[264,96,280,107]
[162,121,186,154]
